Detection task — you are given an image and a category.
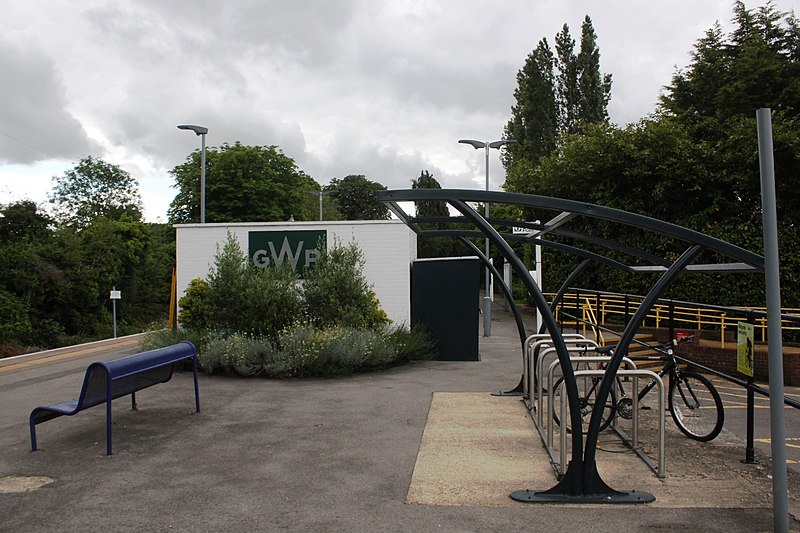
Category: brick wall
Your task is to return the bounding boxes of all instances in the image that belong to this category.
[682,344,799,386]
[628,326,799,385]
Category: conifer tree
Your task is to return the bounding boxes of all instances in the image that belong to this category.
[503,16,611,173]
[502,38,559,170]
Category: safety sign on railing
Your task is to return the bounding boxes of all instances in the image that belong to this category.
[737,322,755,377]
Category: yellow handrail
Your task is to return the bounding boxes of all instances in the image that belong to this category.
[548,291,800,349]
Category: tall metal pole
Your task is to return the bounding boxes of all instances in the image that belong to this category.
[319,191,324,221]
[112,295,117,339]
[483,144,492,337]
[458,139,514,337]
[200,132,206,224]
[178,125,209,223]
[756,107,789,533]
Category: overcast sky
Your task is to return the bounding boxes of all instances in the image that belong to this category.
[1,0,796,222]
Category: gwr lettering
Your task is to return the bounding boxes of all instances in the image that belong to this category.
[252,237,319,269]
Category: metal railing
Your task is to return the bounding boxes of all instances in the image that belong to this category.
[551,288,800,348]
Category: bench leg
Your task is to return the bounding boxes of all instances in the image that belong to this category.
[131,392,138,411]
[192,357,201,413]
[30,417,38,452]
[106,398,113,455]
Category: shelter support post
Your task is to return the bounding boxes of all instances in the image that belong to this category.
[757,107,789,533]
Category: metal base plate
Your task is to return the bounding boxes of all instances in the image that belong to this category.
[510,489,655,504]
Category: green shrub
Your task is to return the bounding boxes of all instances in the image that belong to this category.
[238,262,302,339]
[200,333,269,376]
[139,326,208,352]
[204,234,253,332]
[387,324,437,362]
[197,233,302,339]
[302,238,390,330]
[141,321,436,378]
[273,322,324,377]
[164,233,429,379]
[178,278,212,330]
[273,324,426,377]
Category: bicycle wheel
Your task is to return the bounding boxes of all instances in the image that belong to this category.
[552,376,617,434]
[668,370,724,442]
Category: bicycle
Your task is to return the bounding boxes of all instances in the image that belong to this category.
[552,335,725,441]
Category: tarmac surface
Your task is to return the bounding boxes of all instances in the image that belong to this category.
[0,311,798,532]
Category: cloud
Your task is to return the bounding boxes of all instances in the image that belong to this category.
[1,0,795,220]
[0,38,98,164]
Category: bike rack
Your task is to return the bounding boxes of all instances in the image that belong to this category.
[546,356,637,453]
[541,356,636,473]
[556,369,666,478]
[533,342,599,426]
[523,334,588,399]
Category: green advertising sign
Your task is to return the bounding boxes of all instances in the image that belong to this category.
[248,230,327,277]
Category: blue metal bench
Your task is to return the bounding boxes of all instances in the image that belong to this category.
[29,341,200,455]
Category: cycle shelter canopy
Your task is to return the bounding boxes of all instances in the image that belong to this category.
[379,188,765,504]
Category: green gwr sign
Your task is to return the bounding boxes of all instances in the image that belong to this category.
[248,230,327,277]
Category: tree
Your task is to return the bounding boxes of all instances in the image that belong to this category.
[503,16,611,172]
[660,2,798,125]
[0,197,175,351]
[168,142,319,223]
[411,170,448,219]
[502,38,559,170]
[48,156,142,227]
[325,175,390,220]
[0,200,52,243]
[504,2,800,308]
[576,16,612,125]
[410,170,463,258]
[555,25,580,134]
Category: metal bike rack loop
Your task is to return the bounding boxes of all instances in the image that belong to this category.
[557,369,665,478]
[534,343,599,425]
[547,356,638,450]
[524,334,588,400]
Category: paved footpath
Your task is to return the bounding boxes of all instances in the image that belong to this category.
[0,316,798,532]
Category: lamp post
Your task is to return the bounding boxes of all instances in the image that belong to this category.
[459,139,514,337]
[306,190,335,221]
[177,124,209,223]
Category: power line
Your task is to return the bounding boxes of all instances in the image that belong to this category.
[0,130,50,158]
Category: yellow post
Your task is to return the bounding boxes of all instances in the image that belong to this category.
[720,313,726,349]
[168,267,177,330]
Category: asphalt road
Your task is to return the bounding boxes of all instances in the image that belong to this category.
[709,375,800,473]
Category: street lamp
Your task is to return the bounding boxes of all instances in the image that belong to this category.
[459,138,514,337]
[306,190,335,221]
[177,124,209,223]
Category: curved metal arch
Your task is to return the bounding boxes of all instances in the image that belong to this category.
[382,188,764,270]
[420,229,633,273]
[417,215,672,268]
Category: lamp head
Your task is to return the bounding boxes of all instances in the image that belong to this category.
[177,124,209,136]
[488,139,515,149]
[458,139,486,149]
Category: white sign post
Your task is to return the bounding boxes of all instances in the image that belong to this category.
[110,288,121,338]
[513,222,543,332]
